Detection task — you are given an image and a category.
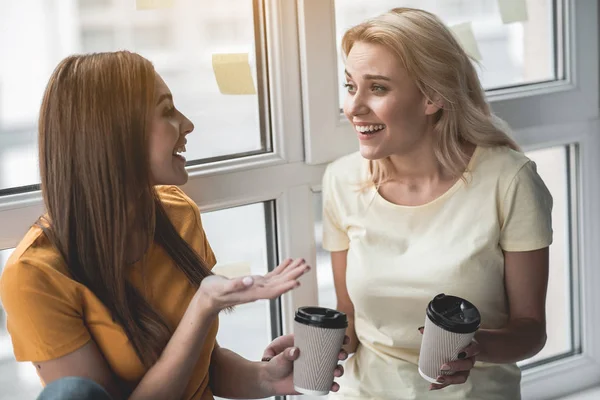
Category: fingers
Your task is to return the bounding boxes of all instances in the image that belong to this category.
[444,357,475,373]
[280,259,311,281]
[343,335,350,345]
[330,366,343,392]
[268,258,295,276]
[443,341,479,371]
[338,349,348,361]
[223,275,254,293]
[430,371,470,390]
[459,341,481,359]
[262,334,294,359]
[283,347,299,361]
[267,279,301,299]
[270,257,306,277]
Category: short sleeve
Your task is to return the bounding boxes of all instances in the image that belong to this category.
[166,186,218,269]
[499,161,553,252]
[0,263,91,362]
[195,212,217,269]
[322,165,350,252]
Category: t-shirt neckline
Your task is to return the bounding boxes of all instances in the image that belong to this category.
[371,145,481,210]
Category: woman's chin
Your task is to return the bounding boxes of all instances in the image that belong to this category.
[359,146,386,161]
[151,171,189,186]
[172,172,189,186]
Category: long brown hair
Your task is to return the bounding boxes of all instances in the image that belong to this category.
[37,51,213,367]
[342,8,520,186]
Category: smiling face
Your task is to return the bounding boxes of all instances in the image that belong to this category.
[147,74,194,185]
[343,41,441,161]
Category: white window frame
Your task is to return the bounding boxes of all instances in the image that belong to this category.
[1,1,599,399]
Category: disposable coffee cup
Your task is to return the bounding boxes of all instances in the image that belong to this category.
[418,293,481,383]
[293,306,348,395]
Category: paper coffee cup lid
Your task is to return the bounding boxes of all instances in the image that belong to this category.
[427,293,481,334]
[295,307,348,329]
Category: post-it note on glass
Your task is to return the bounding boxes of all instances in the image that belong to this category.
[497,0,528,24]
[136,0,174,10]
[212,53,257,95]
[450,22,482,61]
[213,262,252,279]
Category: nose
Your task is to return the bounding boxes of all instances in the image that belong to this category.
[345,90,369,117]
[181,113,194,136]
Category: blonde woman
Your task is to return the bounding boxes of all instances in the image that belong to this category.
[322,8,552,400]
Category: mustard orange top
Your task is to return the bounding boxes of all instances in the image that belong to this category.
[0,185,218,400]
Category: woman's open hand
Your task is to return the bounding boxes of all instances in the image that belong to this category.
[197,258,309,314]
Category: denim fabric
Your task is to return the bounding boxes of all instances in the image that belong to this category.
[37,376,113,400]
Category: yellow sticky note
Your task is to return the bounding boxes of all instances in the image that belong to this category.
[497,0,528,24]
[213,262,252,279]
[212,53,256,95]
[450,22,482,61]
[136,0,174,10]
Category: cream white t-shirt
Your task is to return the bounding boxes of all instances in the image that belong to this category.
[322,145,553,400]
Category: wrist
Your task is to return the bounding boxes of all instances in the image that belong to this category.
[192,289,220,319]
[257,361,276,397]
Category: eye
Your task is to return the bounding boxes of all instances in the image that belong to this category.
[343,82,356,93]
[372,84,387,93]
[163,106,176,117]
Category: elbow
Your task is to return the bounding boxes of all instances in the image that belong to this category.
[523,321,547,359]
[532,330,548,357]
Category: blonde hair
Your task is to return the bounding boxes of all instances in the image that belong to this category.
[341,8,519,186]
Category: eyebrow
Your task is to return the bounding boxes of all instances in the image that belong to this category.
[156,93,173,105]
[345,70,391,81]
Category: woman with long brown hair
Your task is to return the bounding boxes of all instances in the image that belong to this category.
[0,51,346,400]
[322,8,552,399]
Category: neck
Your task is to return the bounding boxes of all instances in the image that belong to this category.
[386,139,444,184]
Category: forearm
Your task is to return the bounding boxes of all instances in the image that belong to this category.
[344,317,359,354]
[338,307,358,354]
[209,346,269,399]
[129,292,217,400]
[475,318,546,364]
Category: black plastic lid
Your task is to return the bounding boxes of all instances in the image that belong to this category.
[426,293,481,334]
[295,306,348,329]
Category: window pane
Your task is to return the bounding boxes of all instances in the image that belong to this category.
[0,248,43,400]
[313,145,575,369]
[519,146,575,367]
[202,203,275,362]
[0,0,267,194]
[313,193,337,311]
[201,202,277,400]
[335,0,556,107]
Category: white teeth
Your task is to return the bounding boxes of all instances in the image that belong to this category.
[173,145,186,155]
[355,124,385,133]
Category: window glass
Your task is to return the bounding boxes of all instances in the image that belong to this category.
[335,0,556,107]
[0,0,267,194]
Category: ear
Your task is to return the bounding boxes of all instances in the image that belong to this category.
[424,94,443,116]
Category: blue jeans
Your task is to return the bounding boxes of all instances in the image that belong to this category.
[37,377,113,400]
